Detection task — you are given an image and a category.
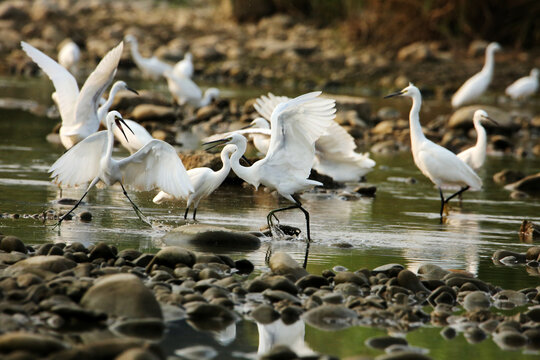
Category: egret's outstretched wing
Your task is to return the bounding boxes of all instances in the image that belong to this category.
[48,131,108,187]
[118,139,193,198]
[264,92,336,179]
[21,41,79,126]
[254,93,289,121]
[75,42,123,128]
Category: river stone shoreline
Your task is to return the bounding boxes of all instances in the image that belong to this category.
[0,234,540,359]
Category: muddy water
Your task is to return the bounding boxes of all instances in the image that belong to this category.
[1,77,539,359]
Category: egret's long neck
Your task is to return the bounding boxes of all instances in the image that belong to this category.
[481,48,495,76]
[98,86,120,125]
[409,93,426,152]
[105,125,115,162]
[129,41,143,63]
[473,118,487,150]
[216,149,233,180]
[230,140,258,186]
[200,91,213,107]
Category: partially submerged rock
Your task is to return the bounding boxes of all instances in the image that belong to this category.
[162,224,261,251]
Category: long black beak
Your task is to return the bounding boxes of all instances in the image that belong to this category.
[126,87,139,96]
[115,118,135,142]
[384,90,404,99]
[241,123,255,130]
[202,138,229,151]
[484,116,499,126]
[241,156,251,166]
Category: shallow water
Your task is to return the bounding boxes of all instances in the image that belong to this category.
[1,77,539,359]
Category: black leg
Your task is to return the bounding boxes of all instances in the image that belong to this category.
[445,186,470,203]
[267,204,300,236]
[184,207,189,220]
[120,182,152,226]
[52,190,89,228]
[439,188,445,221]
[192,207,197,221]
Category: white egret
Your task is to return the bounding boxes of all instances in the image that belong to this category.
[153,144,236,220]
[163,70,220,108]
[451,42,501,108]
[254,93,375,182]
[457,110,498,170]
[385,83,482,220]
[96,80,154,154]
[124,34,173,79]
[21,41,124,149]
[505,68,539,100]
[49,111,193,227]
[58,40,80,74]
[173,52,194,78]
[203,92,336,243]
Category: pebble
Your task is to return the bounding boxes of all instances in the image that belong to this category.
[463,291,491,312]
[302,304,357,331]
[365,336,408,350]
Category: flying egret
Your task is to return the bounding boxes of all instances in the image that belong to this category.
[163,70,220,108]
[173,52,194,79]
[153,144,236,220]
[457,110,498,170]
[96,80,154,154]
[49,111,193,227]
[385,83,482,220]
[451,42,501,108]
[124,35,173,79]
[203,92,336,245]
[505,68,539,100]
[21,41,123,149]
[58,40,80,74]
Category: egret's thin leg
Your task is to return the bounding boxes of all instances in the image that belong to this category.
[192,207,198,221]
[439,188,445,221]
[184,207,189,220]
[292,194,312,242]
[267,204,299,235]
[120,182,152,226]
[445,186,470,203]
[52,177,99,228]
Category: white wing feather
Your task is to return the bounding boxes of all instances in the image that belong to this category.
[118,140,193,198]
[48,131,108,187]
[254,93,289,121]
[21,41,79,127]
[202,127,272,143]
[73,42,124,131]
[113,119,154,154]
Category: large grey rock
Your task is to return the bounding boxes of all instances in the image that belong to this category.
[448,105,513,129]
[302,305,357,331]
[162,224,260,251]
[0,235,27,253]
[6,255,76,278]
[269,252,308,281]
[81,273,162,319]
[505,172,540,194]
[0,332,67,356]
[130,104,175,122]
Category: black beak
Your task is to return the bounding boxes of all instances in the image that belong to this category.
[126,87,139,96]
[241,156,251,166]
[241,123,255,130]
[115,117,134,142]
[384,90,404,99]
[484,116,499,126]
[202,138,229,151]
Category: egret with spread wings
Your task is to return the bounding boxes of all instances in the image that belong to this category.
[49,111,193,227]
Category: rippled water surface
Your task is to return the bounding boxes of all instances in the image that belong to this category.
[1,77,539,359]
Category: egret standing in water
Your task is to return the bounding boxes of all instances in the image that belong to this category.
[164,70,220,108]
[124,34,172,79]
[505,68,539,100]
[385,84,482,220]
[173,52,194,79]
[49,111,193,227]
[203,92,336,245]
[153,144,236,220]
[457,110,498,170]
[21,41,124,149]
[452,42,501,108]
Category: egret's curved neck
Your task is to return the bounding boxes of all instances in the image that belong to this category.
[408,93,426,150]
[200,91,213,107]
[230,140,257,186]
[217,149,233,177]
[98,86,121,125]
[473,118,487,149]
[482,48,496,75]
[104,124,115,162]
[129,41,143,62]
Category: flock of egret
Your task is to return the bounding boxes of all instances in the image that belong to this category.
[19,37,538,243]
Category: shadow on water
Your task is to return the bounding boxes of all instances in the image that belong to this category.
[1,79,540,359]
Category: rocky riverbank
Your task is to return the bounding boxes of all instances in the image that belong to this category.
[1,231,540,359]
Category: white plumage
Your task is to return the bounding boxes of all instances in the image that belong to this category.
[124,34,172,79]
[457,110,496,170]
[49,111,193,226]
[164,70,219,108]
[22,41,123,149]
[173,52,194,78]
[57,40,80,74]
[386,84,482,219]
[451,42,501,108]
[204,92,336,242]
[153,144,236,220]
[505,68,539,100]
